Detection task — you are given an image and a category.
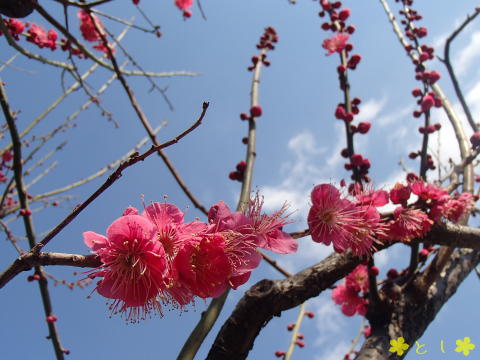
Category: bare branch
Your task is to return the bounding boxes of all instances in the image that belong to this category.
[442,7,480,133]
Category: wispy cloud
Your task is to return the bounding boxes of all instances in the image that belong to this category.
[454,31,480,77]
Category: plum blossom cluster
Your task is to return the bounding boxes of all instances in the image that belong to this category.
[247,26,278,71]
[308,180,475,255]
[83,198,297,321]
[0,15,112,57]
[319,1,371,182]
[332,264,369,316]
[308,184,386,255]
[77,10,114,56]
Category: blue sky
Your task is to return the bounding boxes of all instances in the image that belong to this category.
[1,0,479,359]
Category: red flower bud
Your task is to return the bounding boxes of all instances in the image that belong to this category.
[470,132,480,148]
[387,268,399,279]
[350,153,363,166]
[46,315,58,323]
[411,88,422,97]
[370,266,380,276]
[339,8,351,21]
[421,95,435,112]
[250,105,262,117]
[357,122,371,134]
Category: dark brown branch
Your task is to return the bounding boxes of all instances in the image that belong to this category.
[30,102,208,253]
[207,220,480,359]
[443,7,480,133]
[207,251,361,359]
[0,78,66,360]
[85,10,208,215]
[0,253,100,288]
[355,248,479,360]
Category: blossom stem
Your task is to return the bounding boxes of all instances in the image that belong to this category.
[339,51,360,183]
[284,302,305,360]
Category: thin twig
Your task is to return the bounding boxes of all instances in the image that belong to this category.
[442,7,480,133]
[86,10,208,215]
[284,302,306,360]
[33,4,197,78]
[0,78,66,360]
[30,102,208,253]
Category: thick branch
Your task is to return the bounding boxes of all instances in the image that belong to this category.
[355,248,479,360]
[207,251,360,359]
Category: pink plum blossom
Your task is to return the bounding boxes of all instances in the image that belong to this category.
[322,33,349,56]
[84,215,167,321]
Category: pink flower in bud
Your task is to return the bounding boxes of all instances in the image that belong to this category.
[240,113,249,121]
[426,70,441,84]
[416,27,428,38]
[357,122,371,134]
[363,326,371,338]
[388,207,433,242]
[322,33,349,55]
[46,315,57,323]
[339,8,351,21]
[236,161,247,172]
[275,351,286,357]
[369,266,379,276]
[387,268,398,279]
[250,105,263,117]
[335,105,347,120]
[321,22,332,31]
[287,323,295,331]
[305,311,315,318]
[470,132,480,148]
[337,64,346,74]
[421,95,435,112]
[352,97,361,105]
[347,54,362,69]
[295,340,305,348]
[344,112,354,122]
[412,88,422,97]
[350,154,363,166]
[389,183,411,205]
[346,25,356,34]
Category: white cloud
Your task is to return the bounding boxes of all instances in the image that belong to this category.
[315,341,351,360]
[356,97,386,123]
[310,297,346,345]
[454,31,480,77]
